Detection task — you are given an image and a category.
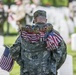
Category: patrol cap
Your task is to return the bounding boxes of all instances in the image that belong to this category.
[34,10,46,19]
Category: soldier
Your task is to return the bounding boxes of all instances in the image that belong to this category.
[8,0,25,31]
[10,10,67,75]
[0,1,7,35]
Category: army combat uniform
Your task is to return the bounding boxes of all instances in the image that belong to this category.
[0,1,6,35]
[10,24,67,75]
[10,10,67,75]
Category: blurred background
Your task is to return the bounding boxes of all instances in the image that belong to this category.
[0,0,76,75]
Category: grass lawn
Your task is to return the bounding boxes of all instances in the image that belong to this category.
[4,35,76,75]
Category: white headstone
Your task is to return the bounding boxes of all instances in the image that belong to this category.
[71,33,76,50]
[59,20,69,43]
[4,5,8,12]
[0,46,5,59]
[0,46,10,75]
[67,18,74,34]
[58,55,73,75]
[74,17,76,27]
[0,36,4,46]
[0,68,9,75]
[10,5,17,12]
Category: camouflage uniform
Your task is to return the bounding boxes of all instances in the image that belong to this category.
[10,10,67,75]
[0,1,6,35]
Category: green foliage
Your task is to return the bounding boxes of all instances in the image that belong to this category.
[53,0,68,7]
[3,0,14,4]
[41,0,68,7]
[41,0,53,6]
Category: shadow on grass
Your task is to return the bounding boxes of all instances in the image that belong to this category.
[73,55,76,57]
[4,32,18,36]
[74,70,76,75]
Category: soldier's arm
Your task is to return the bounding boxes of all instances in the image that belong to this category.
[45,25,67,69]
[56,40,67,69]
[51,40,67,70]
[10,35,23,66]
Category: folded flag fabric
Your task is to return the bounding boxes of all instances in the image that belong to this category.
[0,46,14,72]
[21,28,63,50]
[21,31,45,43]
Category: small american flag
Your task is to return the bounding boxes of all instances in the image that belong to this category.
[21,31,45,43]
[21,30,63,50]
[0,46,14,72]
[46,31,63,50]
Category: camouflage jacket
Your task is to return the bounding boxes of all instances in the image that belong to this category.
[10,24,67,75]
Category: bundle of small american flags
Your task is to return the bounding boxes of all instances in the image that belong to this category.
[45,31,63,50]
[21,31,45,43]
[0,46,14,72]
[21,29,63,50]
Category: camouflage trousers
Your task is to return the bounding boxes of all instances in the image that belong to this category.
[20,67,57,75]
[20,71,57,75]
[0,23,4,35]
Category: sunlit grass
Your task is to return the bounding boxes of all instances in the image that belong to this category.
[10,62,20,75]
[4,22,18,34]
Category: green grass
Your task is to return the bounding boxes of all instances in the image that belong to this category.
[10,62,20,75]
[4,22,18,35]
[4,36,17,46]
[4,35,76,75]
